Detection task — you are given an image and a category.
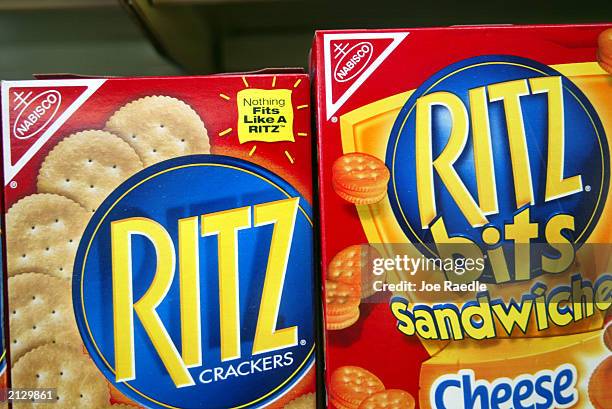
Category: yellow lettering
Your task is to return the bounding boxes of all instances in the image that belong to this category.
[488,79,533,208]
[571,278,594,321]
[431,218,484,283]
[541,214,575,274]
[433,307,463,340]
[201,207,251,362]
[112,217,194,387]
[252,198,300,355]
[390,301,415,336]
[529,76,582,202]
[504,208,538,281]
[416,92,487,228]
[178,216,201,367]
[594,276,612,311]
[491,299,533,335]
[414,309,438,339]
[548,290,573,326]
[469,86,498,215]
[461,295,496,340]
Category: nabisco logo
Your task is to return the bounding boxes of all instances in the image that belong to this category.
[333,42,373,83]
[323,32,408,119]
[13,90,61,140]
[2,79,106,185]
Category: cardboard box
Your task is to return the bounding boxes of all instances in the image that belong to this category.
[0,216,6,409]
[312,24,612,409]
[0,72,316,409]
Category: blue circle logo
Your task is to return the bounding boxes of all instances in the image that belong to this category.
[386,55,609,282]
[73,155,315,409]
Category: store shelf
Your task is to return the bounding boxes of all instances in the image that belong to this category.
[0,0,116,10]
[0,3,181,79]
[121,0,612,74]
[1,0,610,76]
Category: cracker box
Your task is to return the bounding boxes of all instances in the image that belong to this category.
[0,72,316,408]
[0,217,6,409]
[312,24,612,409]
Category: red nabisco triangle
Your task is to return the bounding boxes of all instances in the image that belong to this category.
[1,79,105,184]
[323,32,408,119]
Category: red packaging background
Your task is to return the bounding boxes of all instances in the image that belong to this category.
[1,72,315,407]
[3,73,313,208]
[312,24,611,407]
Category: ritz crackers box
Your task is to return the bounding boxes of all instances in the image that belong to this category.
[0,73,316,408]
[312,24,612,409]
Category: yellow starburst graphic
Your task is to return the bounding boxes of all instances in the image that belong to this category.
[217,75,309,164]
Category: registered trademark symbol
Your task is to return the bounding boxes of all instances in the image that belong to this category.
[300,339,307,346]
[331,116,338,123]
[9,181,17,189]
[585,185,591,192]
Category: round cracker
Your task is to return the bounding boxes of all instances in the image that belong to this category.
[588,356,611,409]
[326,281,361,317]
[105,95,210,166]
[12,343,110,409]
[330,397,356,409]
[37,130,144,213]
[6,194,89,279]
[328,245,364,288]
[332,180,387,205]
[332,153,390,192]
[358,390,415,409]
[598,29,612,59]
[284,392,315,409]
[8,273,82,363]
[329,245,383,299]
[330,366,384,406]
[326,310,360,331]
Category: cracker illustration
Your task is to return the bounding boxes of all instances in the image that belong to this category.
[588,355,611,409]
[6,194,89,280]
[325,280,360,330]
[333,187,387,206]
[37,130,143,213]
[326,311,360,331]
[105,95,210,166]
[12,343,110,409]
[329,366,384,409]
[597,28,612,74]
[8,273,81,363]
[332,153,390,205]
[329,244,382,299]
[358,390,415,409]
[283,392,315,409]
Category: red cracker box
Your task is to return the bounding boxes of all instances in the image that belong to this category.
[0,72,316,409]
[312,25,612,409]
[0,213,6,409]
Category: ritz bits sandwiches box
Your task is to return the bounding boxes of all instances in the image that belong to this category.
[312,25,612,409]
[0,72,316,409]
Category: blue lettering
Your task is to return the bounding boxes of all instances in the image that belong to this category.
[513,379,535,409]
[490,383,511,409]
[431,365,577,409]
[534,375,553,409]
[434,379,461,409]
[553,368,576,405]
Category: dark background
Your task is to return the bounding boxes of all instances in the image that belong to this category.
[1,0,611,78]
